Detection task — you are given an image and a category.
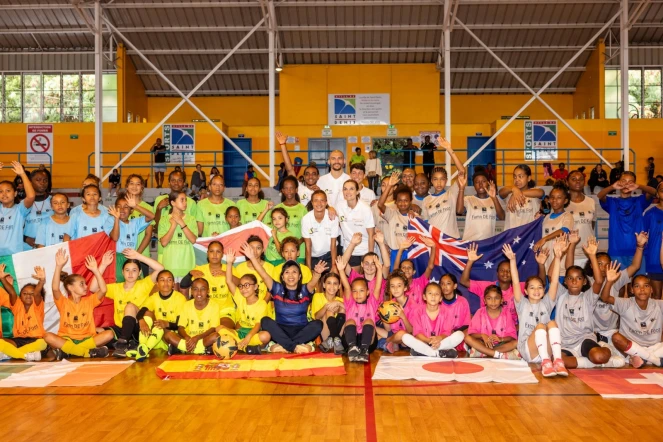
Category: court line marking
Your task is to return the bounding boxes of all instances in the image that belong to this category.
[0,393,363,397]
[363,363,378,442]
[375,393,600,397]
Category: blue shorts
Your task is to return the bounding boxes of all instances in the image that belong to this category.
[154,164,166,172]
[613,255,647,276]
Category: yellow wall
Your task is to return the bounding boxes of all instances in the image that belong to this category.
[445,95,574,124]
[573,40,605,119]
[116,44,148,123]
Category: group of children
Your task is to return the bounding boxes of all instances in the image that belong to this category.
[0,141,661,379]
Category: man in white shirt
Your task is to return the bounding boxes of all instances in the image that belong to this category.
[317,150,351,209]
[350,163,377,206]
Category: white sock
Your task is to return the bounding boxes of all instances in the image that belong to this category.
[401,334,438,357]
[576,357,598,368]
[647,343,663,366]
[602,355,625,368]
[493,351,502,359]
[439,331,465,350]
[626,341,653,361]
[548,327,563,360]
[534,329,550,360]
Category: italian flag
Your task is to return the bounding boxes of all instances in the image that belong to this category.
[10,232,116,333]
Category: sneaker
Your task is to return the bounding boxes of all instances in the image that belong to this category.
[24,351,42,362]
[127,344,149,362]
[552,358,568,377]
[505,349,521,360]
[348,345,361,362]
[409,347,427,357]
[167,344,177,356]
[246,345,262,355]
[53,348,70,361]
[541,359,556,377]
[630,355,646,369]
[113,339,128,358]
[357,347,370,363]
[88,346,109,358]
[438,348,458,359]
[333,337,345,355]
[204,346,214,356]
[320,337,333,353]
[385,341,399,354]
[468,347,483,358]
[0,351,10,361]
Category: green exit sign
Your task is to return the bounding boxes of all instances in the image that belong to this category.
[70,134,78,139]
[608,131,617,136]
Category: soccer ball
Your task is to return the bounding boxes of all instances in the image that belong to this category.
[212,334,238,360]
[378,301,401,324]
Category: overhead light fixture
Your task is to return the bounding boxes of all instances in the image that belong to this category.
[275,65,283,73]
[275,53,283,72]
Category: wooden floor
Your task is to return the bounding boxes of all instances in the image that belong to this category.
[0,350,661,442]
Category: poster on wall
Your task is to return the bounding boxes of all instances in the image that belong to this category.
[524,120,558,161]
[163,124,196,165]
[328,94,390,125]
[26,124,54,164]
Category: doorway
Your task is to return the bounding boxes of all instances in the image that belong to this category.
[223,138,252,188]
[308,138,346,175]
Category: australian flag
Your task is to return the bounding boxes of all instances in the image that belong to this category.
[406,217,544,313]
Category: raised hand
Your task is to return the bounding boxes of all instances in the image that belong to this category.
[122,248,140,260]
[240,242,255,261]
[420,236,436,248]
[568,230,580,245]
[84,255,99,272]
[101,250,115,267]
[125,194,138,208]
[636,231,649,248]
[502,244,516,260]
[313,260,328,275]
[487,181,497,199]
[467,243,483,262]
[0,264,8,280]
[373,256,383,274]
[388,171,401,188]
[108,205,121,219]
[606,260,622,283]
[439,137,452,151]
[267,201,275,210]
[553,235,568,258]
[613,180,625,190]
[457,171,467,189]
[55,248,69,267]
[156,198,169,210]
[374,229,385,244]
[10,161,25,176]
[32,266,46,282]
[335,256,347,272]
[350,232,362,245]
[400,236,416,250]
[582,236,599,256]
[275,131,288,145]
[225,248,236,266]
[535,247,550,265]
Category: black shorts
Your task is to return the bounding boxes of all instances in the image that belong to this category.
[105,322,140,344]
[562,339,600,358]
[348,255,363,268]
[312,252,332,269]
[11,337,39,347]
[648,272,663,282]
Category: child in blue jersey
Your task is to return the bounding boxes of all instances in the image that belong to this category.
[598,171,656,273]
[0,162,35,257]
[108,193,155,281]
[35,193,72,247]
[643,181,663,298]
[23,168,52,249]
[70,184,112,239]
[70,174,106,218]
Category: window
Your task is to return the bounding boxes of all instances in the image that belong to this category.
[102,73,117,123]
[4,74,22,122]
[23,74,42,123]
[43,74,61,123]
[63,74,81,122]
[82,74,95,122]
[605,67,662,119]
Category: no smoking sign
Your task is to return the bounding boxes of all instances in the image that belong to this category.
[26,124,53,163]
[30,134,50,152]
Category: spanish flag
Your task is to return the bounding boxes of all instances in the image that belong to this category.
[156,353,346,379]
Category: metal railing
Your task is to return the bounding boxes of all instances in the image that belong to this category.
[89,148,635,188]
[0,152,52,173]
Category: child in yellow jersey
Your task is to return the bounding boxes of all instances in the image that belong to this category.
[180,241,237,328]
[310,272,346,355]
[164,278,227,355]
[127,270,187,361]
[0,266,48,361]
[91,249,164,358]
[223,250,271,354]
[43,249,115,359]
[272,237,312,284]
[232,235,274,302]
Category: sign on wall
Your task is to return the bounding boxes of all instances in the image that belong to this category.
[26,124,53,164]
[328,94,390,125]
[524,120,558,161]
[163,124,196,165]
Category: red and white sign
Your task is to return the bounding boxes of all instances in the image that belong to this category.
[572,369,663,399]
[26,124,53,164]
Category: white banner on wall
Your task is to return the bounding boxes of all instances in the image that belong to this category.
[26,124,53,164]
[328,94,390,125]
[163,124,196,165]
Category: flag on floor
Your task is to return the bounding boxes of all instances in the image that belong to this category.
[407,217,544,312]
[0,360,133,388]
[194,220,272,265]
[372,356,538,383]
[156,353,346,379]
[572,369,663,398]
[11,232,116,333]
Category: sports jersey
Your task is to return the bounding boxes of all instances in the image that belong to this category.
[410,306,455,337]
[337,200,375,256]
[232,261,275,301]
[233,292,270,329]
[270,282,314,327]
[468,280,523,325]
[24,196,53,240]
[462,195,498,241]
[129,201,154,258]
[0,290,44,338]
[345,294,378,325]
[264,203,308,235]
[272,263,312,284]
[371,201,390,237]
[643,205,663,274]
[235,199,268,224]
[503,193,541,229]
[389,296,417,333]
[567,197,596,262]
[309,293,344,319]
[382,206,409,251]
[178,299,222,336]
[405,275,429,306]
[297,183,317,208]
[468,306,517,339]
[412,194,427,210]
[54,295,101,339]
[265,228,298,263]
[106,277,154,326]
[70,203,107,218]
[301,210,339,258]
[600,194,649,256]
[115,217,151,253]
[142,291,187,324]
[359,186,377,206]
[192,264,232,309]
[542,211,574,269]
[0,201,30,255]
[591,271,628,333]
[515,295,555,358]
[422,185,460,238]
[158,213,198,277]
[154,194,197,219]
[555,286,599,348]
[613,297,663,347]
[317,172,351,209]
[349,269,385,304]
[195,197,236,237]
[70,207,112,239]
[440,295,471,332]
[35,217,72,247]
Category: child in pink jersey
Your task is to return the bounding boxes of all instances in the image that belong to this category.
[393,235,437,306]
[439,273,471,352]
[376,271,417,353]
[400,283,465,358]
[465,285,519,359]
[337,256,383,364]
[342,232,390,304]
